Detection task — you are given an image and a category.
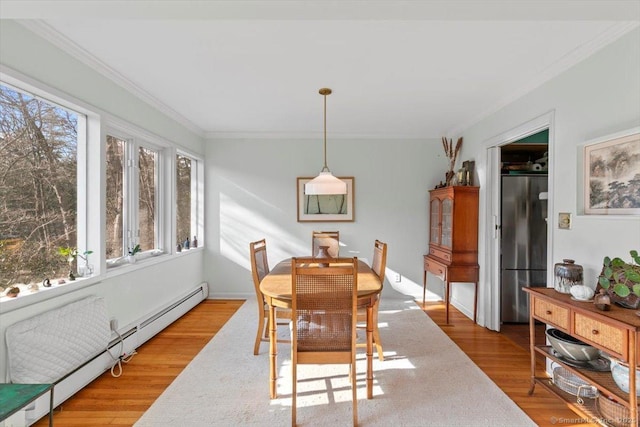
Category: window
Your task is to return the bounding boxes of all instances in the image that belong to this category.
[0,83,83,286]
[138,146,158,252]
[105,135,124,259]
[1,72,205,304]
[176,152,203,250]
[105,130,161,262]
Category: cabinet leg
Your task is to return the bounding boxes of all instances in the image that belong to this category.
[422,270,427,305]
[445,281,450,324]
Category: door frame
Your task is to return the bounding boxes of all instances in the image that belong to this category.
[482,111,555,331]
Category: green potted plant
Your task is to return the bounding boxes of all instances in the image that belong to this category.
[127,244,141,263]
[58,247,93,280]
[597,250,640,308]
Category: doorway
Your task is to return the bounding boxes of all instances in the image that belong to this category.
[499,131,548,324]
[482,111,555,332]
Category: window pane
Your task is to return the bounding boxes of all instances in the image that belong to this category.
[105,135,124,259]
[0,83,78,285]
[176,154,191,246]
[138,147,156,251]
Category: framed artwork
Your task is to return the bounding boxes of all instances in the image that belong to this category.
[297,177,355,222]
[584,131,640,215]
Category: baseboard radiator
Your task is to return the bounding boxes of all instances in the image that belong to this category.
[3,282,208,426]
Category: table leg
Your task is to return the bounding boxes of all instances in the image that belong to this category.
[268,304,277,399]
[48,386,54,427]
[366,303,374,399]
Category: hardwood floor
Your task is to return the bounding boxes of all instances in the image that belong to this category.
[421,301,597,427]
[33,299,244,427]
[34,298,597,426]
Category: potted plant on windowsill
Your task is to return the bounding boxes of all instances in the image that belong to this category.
[58,247,94,280]
[597,250,640,308]
[127,244,141,264]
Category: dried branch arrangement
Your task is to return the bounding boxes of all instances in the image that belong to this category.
[442,136,463,186]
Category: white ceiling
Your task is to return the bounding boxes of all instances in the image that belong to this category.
[3,1,639,139]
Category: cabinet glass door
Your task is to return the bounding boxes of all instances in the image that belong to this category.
[430,199,440,244]
[441,198,453,247]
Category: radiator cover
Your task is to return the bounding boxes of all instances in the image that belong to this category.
[5,295,111,384]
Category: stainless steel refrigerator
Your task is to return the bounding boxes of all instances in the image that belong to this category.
[501,175,548,323]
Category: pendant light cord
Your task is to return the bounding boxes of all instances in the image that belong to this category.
[320,88,332,172]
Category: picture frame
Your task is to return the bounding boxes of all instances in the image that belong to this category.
[297,177,355,222]
[584,130,640,215]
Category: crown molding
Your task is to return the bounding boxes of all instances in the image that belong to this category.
[17,20,205,138]
[448,21,640,137]
[203,131,429,140]
[3,1,640,20]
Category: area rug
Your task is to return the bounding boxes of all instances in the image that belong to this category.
[135,286,535,426]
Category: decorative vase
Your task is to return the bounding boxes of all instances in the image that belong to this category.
[316,245,330,267]
[554,259,583,294]
[127,255,137,264]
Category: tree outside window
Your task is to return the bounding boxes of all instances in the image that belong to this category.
[0,83,80,286]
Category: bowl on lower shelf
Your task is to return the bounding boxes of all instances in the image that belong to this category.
[546,328,600,361]
[609,357,640,396]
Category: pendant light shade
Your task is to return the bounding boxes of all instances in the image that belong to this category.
[305,88,347,195]
[305,170,347,195]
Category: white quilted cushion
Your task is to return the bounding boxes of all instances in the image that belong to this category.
[6,295,111,384]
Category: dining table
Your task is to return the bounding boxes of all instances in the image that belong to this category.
[259,257,382,400]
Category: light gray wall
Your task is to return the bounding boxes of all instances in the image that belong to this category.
[1,21,639,381]
[0,22,207,378]
[457,27,640,326]
[204,137,446,299]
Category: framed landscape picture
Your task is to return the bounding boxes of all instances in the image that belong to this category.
[297,177,354,222]
[584,130,640,215]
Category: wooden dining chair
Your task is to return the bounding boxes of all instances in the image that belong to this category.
[312,230,340,258]
[291,257,359,427]
[357,240,387,361]
[249,239,291,355]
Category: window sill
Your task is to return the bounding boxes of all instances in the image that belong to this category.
[0,275,102,314]
[0,248,203,313]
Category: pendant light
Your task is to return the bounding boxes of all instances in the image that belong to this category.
[304,88,347,195]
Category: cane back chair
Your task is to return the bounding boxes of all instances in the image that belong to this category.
[290,256,359,426]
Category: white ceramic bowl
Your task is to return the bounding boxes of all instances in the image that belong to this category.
[546,328,600,361]
[609,358,640,396]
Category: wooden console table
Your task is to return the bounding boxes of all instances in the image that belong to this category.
[0,383,54,426]
[525,287,640,425]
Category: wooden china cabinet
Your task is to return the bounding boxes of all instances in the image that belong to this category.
[423,186,479,323]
